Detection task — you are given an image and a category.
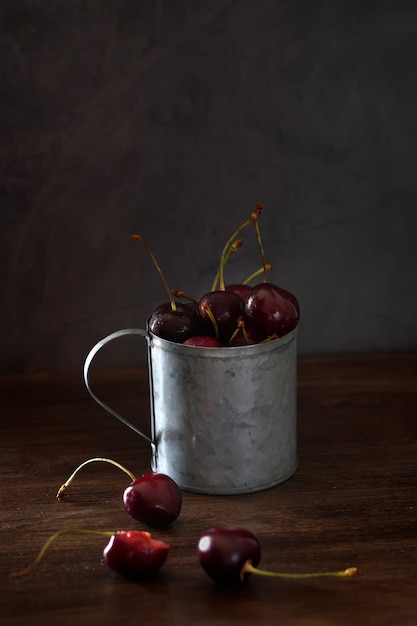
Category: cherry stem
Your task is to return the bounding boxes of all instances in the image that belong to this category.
[56,457,137,499]
[229,317,249,345]
[9,529,116,579]
[218,204,263,291]
[241,561,358,582]
[201,301,219,340]
[261,333,279,343]
[131,234,177,311]
[170,289,199,305]
[242,263,272,285]
[252,218,268,283]
[211,238,243,292]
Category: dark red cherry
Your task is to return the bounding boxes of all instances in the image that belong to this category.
[123,472,182,528]
[273,285,300,317]
[225,283,252,302]
[199,290,244,343]
[9,528,171,581]
[197,526,261,586]
[197,526,358,586]
[245,283,299,337]
[183,336,223,347]
[149,302,203,343]
[103,530,169,580]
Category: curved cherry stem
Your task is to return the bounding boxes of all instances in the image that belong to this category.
[242,263,272,286]
[241,561,358,583]
[56,457,137,499]
[211,238,243,292]
[131,234,177,311]
[170,289,199,305]
[9,529,116,579]
[201,302,219,340]
[218,204,263,291]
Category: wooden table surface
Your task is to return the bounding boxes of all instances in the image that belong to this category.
[1,353,417,625]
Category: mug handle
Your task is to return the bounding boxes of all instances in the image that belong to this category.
[83,328,156,455]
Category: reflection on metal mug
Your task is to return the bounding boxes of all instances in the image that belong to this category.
[83,324,298,495]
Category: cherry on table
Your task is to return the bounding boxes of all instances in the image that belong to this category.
[123,472,182,528]
[56,458,182,529]
[9,528,170,581]
[198,526,260,586]
[103,530,170,580]
[197,525,358,586]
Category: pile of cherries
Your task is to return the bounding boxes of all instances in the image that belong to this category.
[10,458,357,585]
[134,204,300,347]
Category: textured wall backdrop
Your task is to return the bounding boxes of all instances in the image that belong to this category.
[1,0,417,373]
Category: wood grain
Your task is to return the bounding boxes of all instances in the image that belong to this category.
[1,354,416,625]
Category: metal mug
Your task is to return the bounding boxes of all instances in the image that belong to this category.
[83,324,298,495]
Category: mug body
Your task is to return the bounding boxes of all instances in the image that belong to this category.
[147,327,298,494]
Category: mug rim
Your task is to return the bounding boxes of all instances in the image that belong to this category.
[146,320,298,357]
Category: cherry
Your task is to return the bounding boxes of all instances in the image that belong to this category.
[131,234,204,343]
[9,529,169,581]
[199,290,244,343]
[56,458,182,529]
[103,530,170,580]
[197,526,357,586]
[245,282,299,337]
[148,302,203,343]
[225,283,252,302]
[240,205,299,338]
[198,526,261,586]
[273,285,300,317]
[123,473,182,528]
[183,335,223,347]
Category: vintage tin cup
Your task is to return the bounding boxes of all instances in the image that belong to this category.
[83,324,298,495]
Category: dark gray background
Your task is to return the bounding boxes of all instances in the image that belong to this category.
[2,0,416,373]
